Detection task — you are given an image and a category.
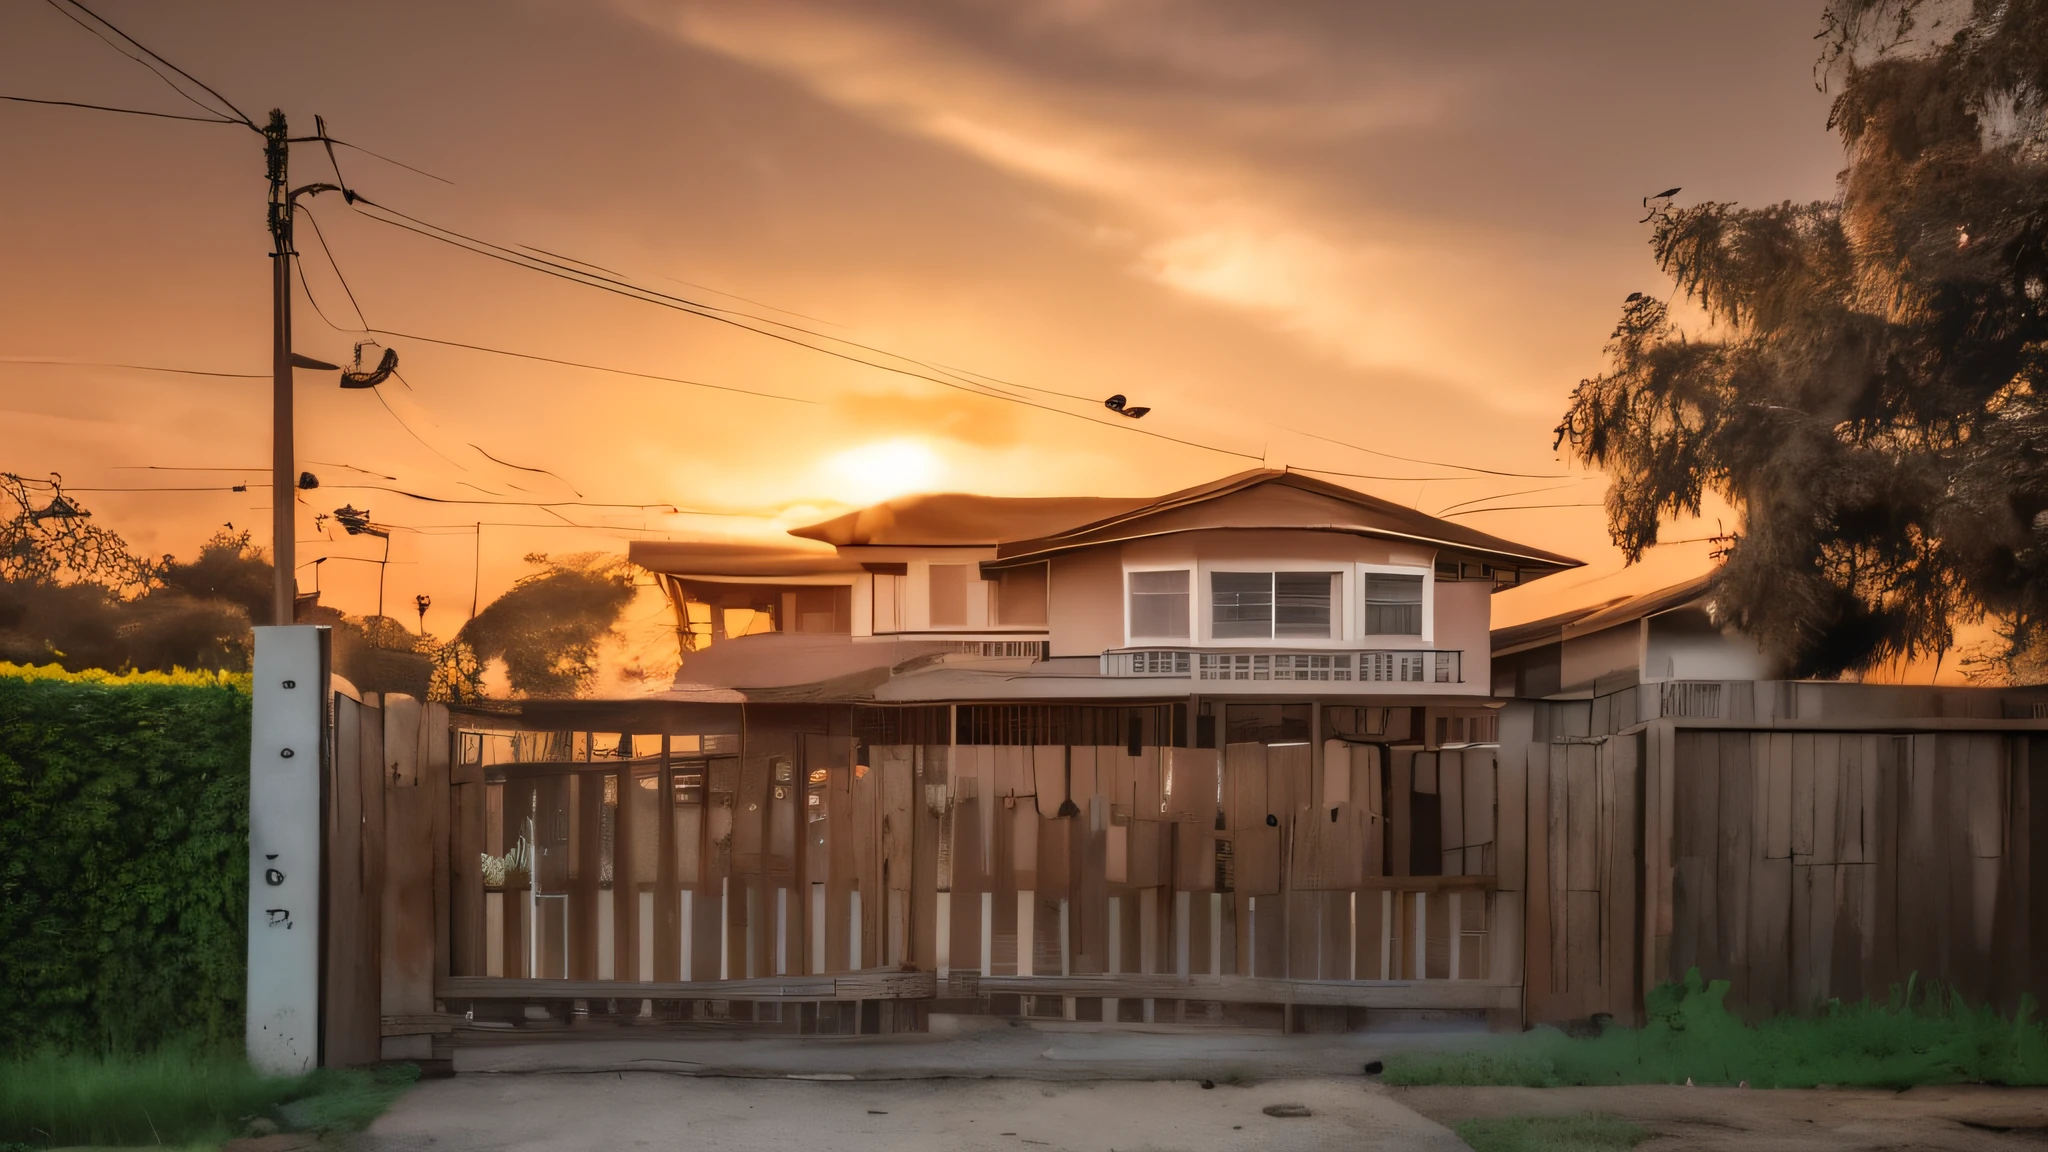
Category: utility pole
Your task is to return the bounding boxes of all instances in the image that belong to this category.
[266,108,295,628]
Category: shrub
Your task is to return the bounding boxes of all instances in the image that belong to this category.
[0,663,252,1052]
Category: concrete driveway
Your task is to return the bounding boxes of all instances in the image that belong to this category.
[358,1073,1464,1152]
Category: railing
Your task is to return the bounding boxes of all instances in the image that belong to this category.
[1101,648,1462,684]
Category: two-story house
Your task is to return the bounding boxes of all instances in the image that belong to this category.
[633,468,1577,711]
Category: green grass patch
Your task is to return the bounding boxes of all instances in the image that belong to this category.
[0,1048,418,1148]
[1456,1113,1649,1152]
[1386,968,2048,1089]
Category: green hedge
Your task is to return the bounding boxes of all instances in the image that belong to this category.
[0,663,253,1052]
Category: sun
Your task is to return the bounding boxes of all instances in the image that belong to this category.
[821,438,947,504]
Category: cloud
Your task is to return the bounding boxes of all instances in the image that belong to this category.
[619,0,1568,410]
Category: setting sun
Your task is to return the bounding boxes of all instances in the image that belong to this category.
[820,438,946,504]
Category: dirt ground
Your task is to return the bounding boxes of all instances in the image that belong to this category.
[1396,1083,2048,1151]
[355,1074,1466,1152]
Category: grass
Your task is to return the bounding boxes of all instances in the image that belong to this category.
[0,1048,418,1149]
[1386,969,2048,1089]
[1455,1114,1649,1152]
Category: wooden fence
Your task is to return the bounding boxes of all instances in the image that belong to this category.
[1505,684,2048,1024]
[320,698,1526,1057]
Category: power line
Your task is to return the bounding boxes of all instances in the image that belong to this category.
[342,195,1262,460]
[1433,479,1596,517]
[468,445,583,497]
[323,137,451,185]
[1285,464,1507,484]
[0,93,237,124]
[1286,426,1569,480]
[0,356,265,379]
[1440,501,1605,517]
[39,0,234,124]
[45,0,254,127]
[296,205,371,329]
[289,222,819,411]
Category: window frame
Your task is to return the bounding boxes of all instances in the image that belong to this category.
[1177,564,1348,647]
[1124,566,1195,644]
[1357,563,1433,643]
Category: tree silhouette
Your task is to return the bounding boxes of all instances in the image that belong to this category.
[1558,0,2048,678]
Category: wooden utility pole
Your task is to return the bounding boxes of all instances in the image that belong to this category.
[266,108,296,628]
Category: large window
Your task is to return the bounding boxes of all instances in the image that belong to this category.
[1210,571,1338,640]
[1364,572,1425,635]
[1128,569,1190,638]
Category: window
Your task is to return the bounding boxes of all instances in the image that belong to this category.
[1128,570,1190,638]
[1364,572,1425,635]
[1210,571,1338,640]
[929,564,969,627]
[1275,572,1338,637]
[995,563,1047,627]
[1211,572,1272,638]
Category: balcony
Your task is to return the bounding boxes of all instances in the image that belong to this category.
[1101,648,1462,684]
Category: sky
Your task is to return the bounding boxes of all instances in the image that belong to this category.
[0,0,1846,680]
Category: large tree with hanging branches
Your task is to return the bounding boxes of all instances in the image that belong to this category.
[1557,0,2048,679]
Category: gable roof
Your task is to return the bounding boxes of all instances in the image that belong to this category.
[790,493,1152,547]
[988,469,1582,572]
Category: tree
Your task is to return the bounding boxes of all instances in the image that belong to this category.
[0,473,160,593]
[1556,0,2048,679]
[458,553,636,697]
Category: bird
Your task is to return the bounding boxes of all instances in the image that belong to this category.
[1103,394,1150,419]
[1625,291,1645,302]
[1646,186,1682,204]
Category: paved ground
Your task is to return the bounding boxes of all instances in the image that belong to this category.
[342,1025,2048,1151]
[358,1075,1464,1152]
[448,1015,1455,1080]
[1397,1083,2048,1151]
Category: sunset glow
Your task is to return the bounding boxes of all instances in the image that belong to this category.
[821,438,947,506]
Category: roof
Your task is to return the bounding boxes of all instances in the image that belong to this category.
[790,493,1152,547]
[1491,573,1714,657]
[628,539,855,578]
[988,470,1583,571]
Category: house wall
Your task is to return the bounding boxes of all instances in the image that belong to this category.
[1049,548,1124,658]
[1434,579,1492,695]
[1560,624,1639,694]
[1643,607,1772,681]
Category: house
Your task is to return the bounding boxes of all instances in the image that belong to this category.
[630,468,1579,711]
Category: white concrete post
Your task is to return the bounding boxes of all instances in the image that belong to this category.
[246,625,327,1074]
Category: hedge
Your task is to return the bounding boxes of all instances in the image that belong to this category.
[0,663,253,1052]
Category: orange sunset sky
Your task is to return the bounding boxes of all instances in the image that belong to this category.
[1,2,1845,683]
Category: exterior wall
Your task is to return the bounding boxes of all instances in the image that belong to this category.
[1560,624,1639,695]
[1643,607,1771,681]
[1433,579,1492,697]
[1048,547,1126,658]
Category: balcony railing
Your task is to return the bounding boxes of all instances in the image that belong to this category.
[1101,648,1462,683]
